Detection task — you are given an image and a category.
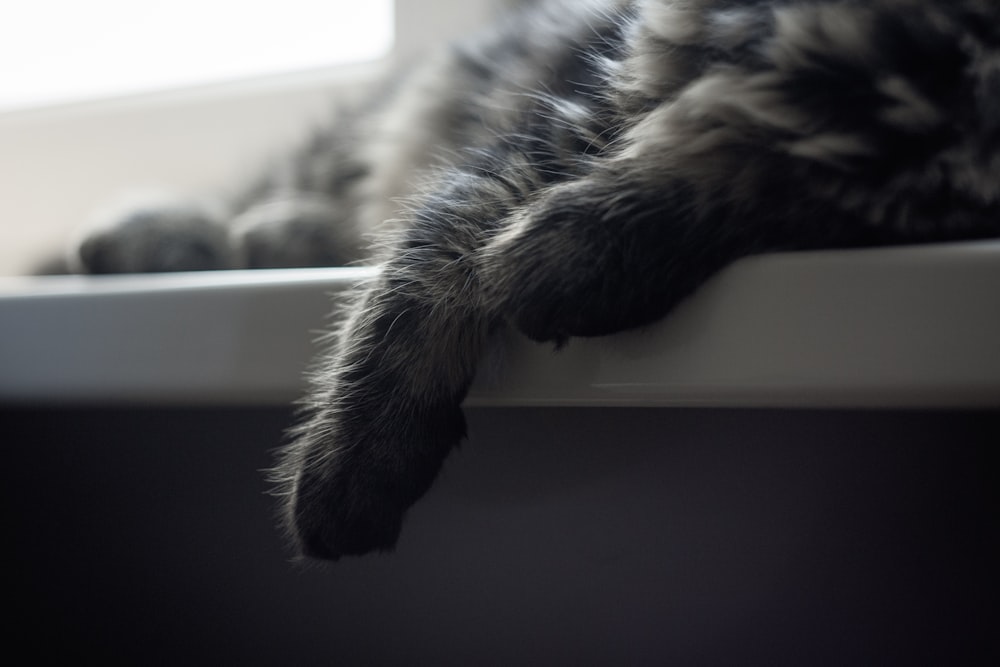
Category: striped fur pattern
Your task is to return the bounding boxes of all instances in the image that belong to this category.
[74,0,1000,559]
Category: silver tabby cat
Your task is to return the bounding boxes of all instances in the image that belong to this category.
[73,0,1000,559]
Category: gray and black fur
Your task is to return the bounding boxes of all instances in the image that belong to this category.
[73,0,1000,559]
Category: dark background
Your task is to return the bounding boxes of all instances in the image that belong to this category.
[3,406,997,665]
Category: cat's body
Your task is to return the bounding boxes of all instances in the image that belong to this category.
[73,0,1000,559]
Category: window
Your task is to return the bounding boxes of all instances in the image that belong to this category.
[0,0,394,112]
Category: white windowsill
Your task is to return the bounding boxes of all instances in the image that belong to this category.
[2,241,998,408]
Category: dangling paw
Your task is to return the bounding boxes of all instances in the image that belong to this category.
[278,400,467,561]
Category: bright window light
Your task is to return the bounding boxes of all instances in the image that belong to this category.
[0,0,394,111]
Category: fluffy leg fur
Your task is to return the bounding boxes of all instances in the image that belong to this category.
[274,1,629,559]
[276,0,1000,560]
[276,179,521,558]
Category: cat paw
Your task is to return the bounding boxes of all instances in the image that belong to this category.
[488,199,638,344]
[489,177,695,344]
[290,457,407,560]
[73,196,236,273]
[230,195,362,268]
[279,401,467,561]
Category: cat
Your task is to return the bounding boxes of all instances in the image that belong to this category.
[72,0,1000,560]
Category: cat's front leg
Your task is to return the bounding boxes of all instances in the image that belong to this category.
[484,168,759,345]
[274,172,518,559]
[278,272,491,558]
[279,285,483,558]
